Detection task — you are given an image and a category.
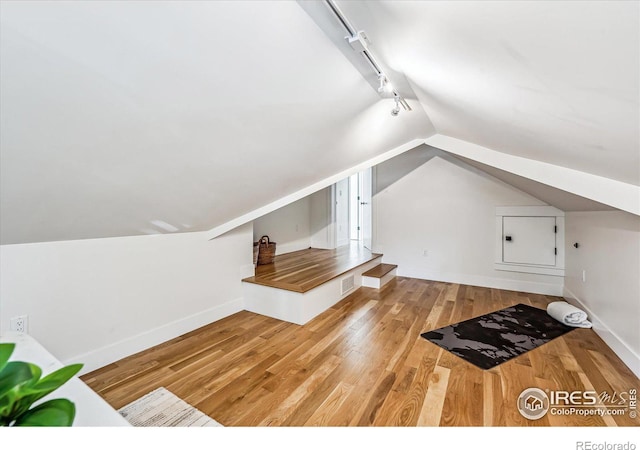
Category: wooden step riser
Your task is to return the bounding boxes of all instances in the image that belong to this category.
[362,268,397,289]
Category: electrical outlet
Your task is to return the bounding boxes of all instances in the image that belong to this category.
[582,270,586,283]
[10,315,28,333]
[423,250,429,257]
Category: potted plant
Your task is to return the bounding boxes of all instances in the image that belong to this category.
[0,343,83,426]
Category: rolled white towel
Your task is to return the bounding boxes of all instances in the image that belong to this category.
[547,301,592,328]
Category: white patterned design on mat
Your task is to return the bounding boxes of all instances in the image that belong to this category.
[118,387,223,427]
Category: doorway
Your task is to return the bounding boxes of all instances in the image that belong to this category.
[348,168,372,250]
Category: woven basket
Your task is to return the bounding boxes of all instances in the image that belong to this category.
[255,235,276,265]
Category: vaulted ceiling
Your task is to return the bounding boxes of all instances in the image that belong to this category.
[1,1,638,245]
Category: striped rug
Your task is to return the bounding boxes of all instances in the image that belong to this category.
[118,387,223,427]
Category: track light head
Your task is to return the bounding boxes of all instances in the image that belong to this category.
[377,74,386,93]
[377,73,394,95]
[390,97,400,116]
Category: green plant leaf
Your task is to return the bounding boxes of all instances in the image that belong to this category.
[0,363,83,422]
[23,364,83,405]
[0,361,42,423]
[0,361,38,398]
[13,398,76,427]
[34,364,83,392]
[0,346,82,427]
[0,343,15,373]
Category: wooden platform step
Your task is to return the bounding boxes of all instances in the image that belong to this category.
[362,263,397,289]
[362,263,398,278]
[242,245,384,325]
[243,246,382,293]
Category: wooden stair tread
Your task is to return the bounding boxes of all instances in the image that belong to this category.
[362,263,397,278]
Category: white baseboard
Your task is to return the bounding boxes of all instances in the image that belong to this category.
[397,268,564,296]
[67,298,244,376]
[563,287,640,378]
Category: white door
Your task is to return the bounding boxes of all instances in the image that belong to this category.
[503,216,556,266]
[360,168,372,250]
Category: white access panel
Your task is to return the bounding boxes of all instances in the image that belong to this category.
[502,216,556,266]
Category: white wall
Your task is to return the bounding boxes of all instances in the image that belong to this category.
[564,211,640,377]
[374,155,564,295]
[253,196,311,255]
[310,186,335,249]
[0,224,253,374]
[252,180,352,256]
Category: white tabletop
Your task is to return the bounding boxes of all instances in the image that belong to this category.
[1,332,131,427]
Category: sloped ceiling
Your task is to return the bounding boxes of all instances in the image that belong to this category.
[0,1,433,244]
[338,0,639,185]
[1,1,638,245]
[454,155,615,212]
[375,145,614,212]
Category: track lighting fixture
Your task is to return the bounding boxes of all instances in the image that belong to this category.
[390,97,400,117]
[324,0,411,114]
[377,74,393,94]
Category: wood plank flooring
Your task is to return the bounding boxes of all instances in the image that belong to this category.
[82,278,640,426]
[242,245,381,293]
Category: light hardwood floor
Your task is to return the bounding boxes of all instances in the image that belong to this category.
[82,278,640,426]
